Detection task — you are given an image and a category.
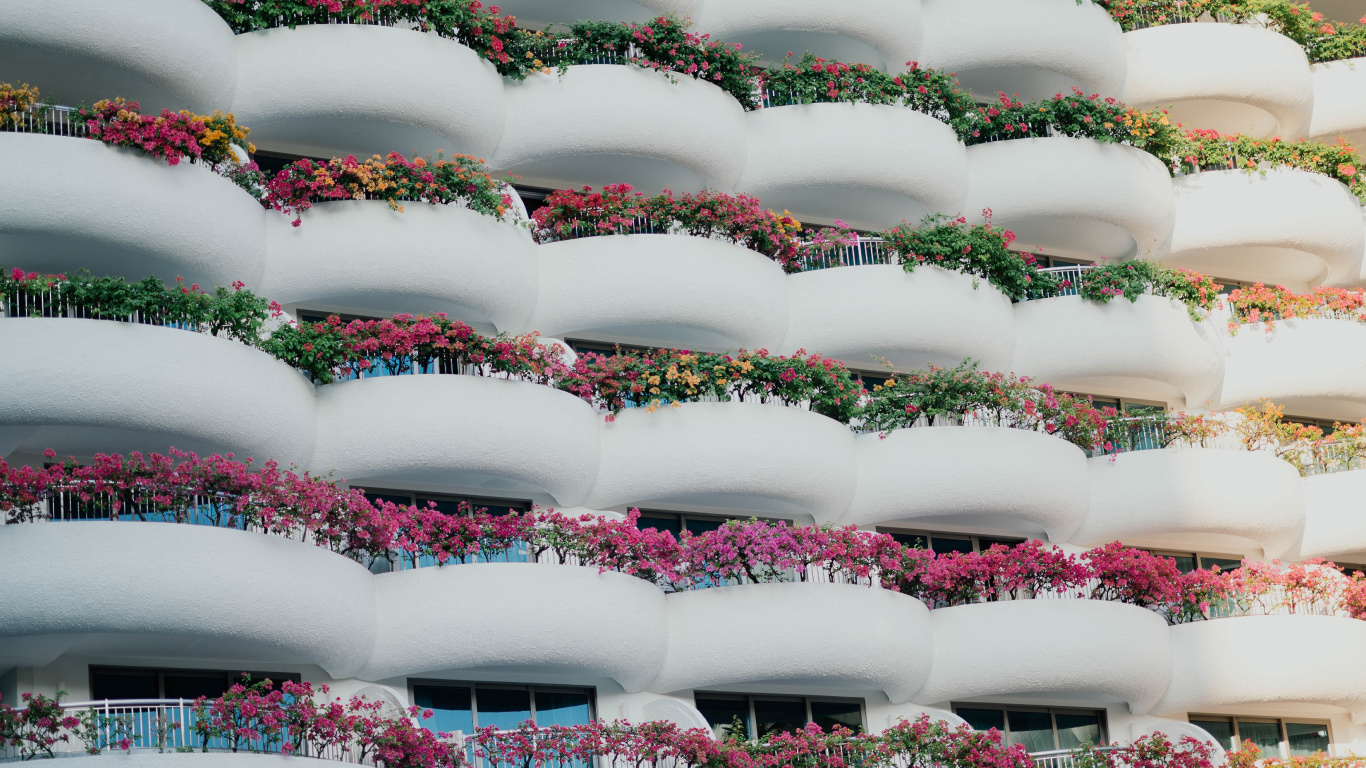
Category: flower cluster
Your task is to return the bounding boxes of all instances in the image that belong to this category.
[0,82,50,130]
[78,97,253,168]
[0,693,81,760]
[962,89,1182,156]
[2,268,280,345]
[1074,260,1222,321]
[1227,739,1366,768]
[761,54,978,128]
[876,211,1053,301]
[1227,282,1366,331]
[1173,129,1366,203]
[555,347,861,423]
[259,151,514,226]
[1073,734,1219,768]
[529,185,806,271]
[859,360,1117,452]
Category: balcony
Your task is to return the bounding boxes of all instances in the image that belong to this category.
[1120,22,1313,137]
[0,319,317,464]
[260,200,538,330]
[1219,318,1366,420]
[690,0,924,73]
[650,581,932,699]
[1308,57,1366,146]
[1301,471,1366,561]
[0,133,268,289]
[919,0,1126,100]
[0,0,237,113]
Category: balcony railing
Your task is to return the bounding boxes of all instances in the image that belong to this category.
[1,102,89,138]
[797,236,892,271]
[1117,1,1241,30]
[0,284,206,331]
[1031,747,1117,768]
[1031,264,1095,298]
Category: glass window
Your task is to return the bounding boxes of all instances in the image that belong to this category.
[415,685,474,735]
[1055,713,1102,750]
[1007,710,1056,753]
[416,496,472,516]
[1200,556,1244,573]
[684,517,725,535]
[957,708,1006,733]
[163,673,233,700]
[534,690,592,727]
[890,532,930,550]
[932,536,974,555]
[1285,723,1330,757]
[91,669,158,701]
[476,688,533,731]
[1237,721,1282,757]
[754,698,806,738]
[1190,720,1235,752]
[636,514,682,536]
[696,696,750,739]
[810,701,863,733]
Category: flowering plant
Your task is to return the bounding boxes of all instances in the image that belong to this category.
[876,212,1054,301]
[761,54,978,127]
[1072,734,1218,768]
[77,97,254,168]
[260,151,514,226]
[1075,261,1221,320]
[1173,129,1366,203]
[0,82,53,130]
[1227,283,1366,331]
[0,693,81,760]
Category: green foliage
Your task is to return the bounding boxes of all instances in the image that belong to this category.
[876,213,1059,302]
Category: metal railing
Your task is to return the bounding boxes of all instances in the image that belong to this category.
[1118,2,1241,30]
[1,102,88,137]
[0,285,207,333]
[797,236,892,271]
[1031,747,1117,768]
[1031,264,1095,298]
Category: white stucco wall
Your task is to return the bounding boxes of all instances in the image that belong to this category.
[1308,57,1366,146]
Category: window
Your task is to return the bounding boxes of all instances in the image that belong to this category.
[1146,550,1245,574]
[362,488,531,518]
[1189,717,1331,758]
[955,706,1105,753]
[297,310,383,325]
[880,529,1027,555]
[1069,395,1167,415]
[694,694,863,740]
[848,369,891,392]
[411,682,594,736]
[90,666,300,701]
[636,510,781,536]
[512,185,556,216]
[251,149,322,177]
[1034,255,1094,270]
[565,339,654,357]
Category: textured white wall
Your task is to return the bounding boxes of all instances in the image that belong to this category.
[1308,57,1366,145]
[1301,471,1366,561]
[692,0,923,73]
[1218,320,1366,418]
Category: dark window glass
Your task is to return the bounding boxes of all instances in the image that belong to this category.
[469,500,527,517]
[1200,557,1244,573]
[1007,710,1055,753]
[416,497,470,516]
[477,688,532,731]
[696,697,750,740]
[858,373,890,391]
[1055,713,1101,750]
[1169,555,1198,574]
[810,701,862,733]
[890,533,930,550]
[534,690,592,727]
[978,537,1025,551]
[366,491,414,508]
[414,685,473,735]
[1191,720,1236,752]
[957,708,1006,733]
[753,699,806,738]
[1285,723,1330,757]
[91,669,158,701]
[637,514,682,535]
[1123,403,1164,415]
[1237,721,1282,757]
[931,536,973,555]
[684,517,724,535]
[164,674,231,700]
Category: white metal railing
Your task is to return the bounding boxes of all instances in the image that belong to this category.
[1031,747,1118,768]
[1031,264,1096,298]
[0,284,204,330]
[0,102,87,137]
[798,236,891,270]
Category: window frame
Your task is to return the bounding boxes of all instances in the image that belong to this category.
[1146,549,1247,573]
[360,487,532,516]
[407,679,598,734]
[693,692,866,739]
[1187,714,1335,759]
[952,703,1109,752]
[88,665,301,701]
[877,527,1028,555]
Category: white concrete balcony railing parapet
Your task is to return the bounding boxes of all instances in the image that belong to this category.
[1167,167,1366,290]
[517,233,791,351]
[0,0,237,114]
[1074,448,1305,559]
[1308,57,1366,146]
[962,137,1177,262]
[0,133,269,290]
[361,562,669,689]
[1154,614,1366,723]
[580,401,859,520]
[910,599,1174,714]
[259,201,539,330]
[837,426,1091,544]
[689,0,924,74]
[779,264,1017,373]
[1301,470,1366,561]
[1011,293,1226,408]
[230,24,508,160]
[734,104,968,231]
[649,582,932,701]
[0,318,318,465]
[1217,318,1366,418]
[310,375,603,508]
[0,522,377,678]
[1120,21,1314,138]
[919,0,1127,101]
[491,64,748,195]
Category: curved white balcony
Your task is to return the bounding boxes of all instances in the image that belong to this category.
[0,0,237,113]
[1301,471,1366,562]
[0,133,268,289]
[1219,319,1366,420]
[1155,615,1366,722]
[1011,294,1224,407]
[1308,58,1366,146]
[919,0,1126,100]
[779,265,1016,372]
[1075,449,1304,558]
[1121,23,1313,138]
[362,563,668,689]
[310,375,601,506]
[231,25,507,159]
[492,66,747,194]
[839,427,1090,543]
[1167,168,1366,290]
[650,583,932,700]
[0,523,375,677]
[260,201,538,330]
[735,104,968,231]
[692,0,923,73]
[520,234,790,350]
[912,600,1172,714]
[581,402,858,518]
[0,319,317,464]
[962,138,1175,261]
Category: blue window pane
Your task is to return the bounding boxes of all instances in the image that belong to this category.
[535,690,592,726]
[637,514,682,535]
[931,536,974,555]
[684,517,724,535]
[477,688,533,731]
[414,685,473,736]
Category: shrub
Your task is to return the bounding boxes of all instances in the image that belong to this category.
[0,693,81,760]
[1227,283,1366,331]
[762,54,978,128]
[1073,734,1218,768]
[876,212,1056,301]
[1076,260,1222,320]
[77,97,253,168]
[1173,129,1366,203]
